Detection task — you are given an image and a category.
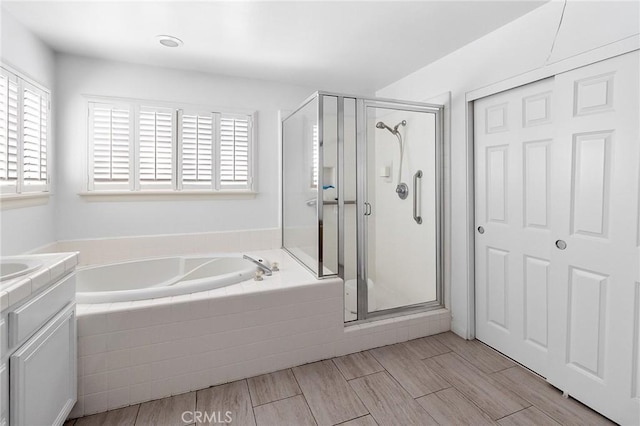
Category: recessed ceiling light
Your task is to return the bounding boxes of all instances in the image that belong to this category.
[156,35,183,48]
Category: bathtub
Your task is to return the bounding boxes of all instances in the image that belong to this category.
[76,255,262,303]
[69,248,451,419]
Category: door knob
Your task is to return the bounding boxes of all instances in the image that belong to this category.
[555,240,567,250]
[477,226,485,234]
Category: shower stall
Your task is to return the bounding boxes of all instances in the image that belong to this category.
[282,92,443,322]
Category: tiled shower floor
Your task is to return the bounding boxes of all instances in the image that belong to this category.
[66,332,613,426]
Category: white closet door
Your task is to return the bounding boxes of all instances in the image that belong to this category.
[547,51,639,425]
[474,77,555,376]
[475,50,639,424]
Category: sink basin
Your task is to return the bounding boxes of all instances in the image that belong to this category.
[0,259,43,282]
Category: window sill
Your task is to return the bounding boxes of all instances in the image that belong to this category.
[0,192,51,210]
[78,190,257,202]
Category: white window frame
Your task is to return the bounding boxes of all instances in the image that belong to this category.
[0,69,19,195]
[219,112,254,191]
[136,105,176,191]
[84,95,257,195]
[87,101,135,191]
[0,65,51,199]
[21,81,50,193]
[177,109,218,191]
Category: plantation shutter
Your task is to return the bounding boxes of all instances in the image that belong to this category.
[180,111,213,187]
[220,115,251,188]
[22,83,48,190]
[89,102,132,188]
[84,99,256,193]
[139,107,174,187]
[0,71,19,192]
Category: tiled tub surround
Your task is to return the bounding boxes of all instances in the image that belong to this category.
[0,252,79,311]
[70,249,451,418]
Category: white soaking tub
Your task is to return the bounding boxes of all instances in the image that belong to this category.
[76,255,263,303]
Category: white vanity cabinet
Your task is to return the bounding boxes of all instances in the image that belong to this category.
[10,304,76,426]
[0,255,77,426]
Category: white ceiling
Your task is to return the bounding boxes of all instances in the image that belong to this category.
[2,1,546,94]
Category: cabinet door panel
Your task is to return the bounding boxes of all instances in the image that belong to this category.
[10,304,76,426]
[1,362,7,426]
[9,273,75,347]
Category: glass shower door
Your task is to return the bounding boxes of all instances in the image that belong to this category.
[282,97,322,275]
[358,102,441,316]
[282,94,339,278]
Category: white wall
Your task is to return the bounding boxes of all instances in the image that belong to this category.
[0,9,56,255]
[55,54,315,241]
[377,1,639,338]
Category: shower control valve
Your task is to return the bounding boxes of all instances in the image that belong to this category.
[396,183,409,200]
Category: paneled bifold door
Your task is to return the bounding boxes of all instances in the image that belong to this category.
[474,51,639,425]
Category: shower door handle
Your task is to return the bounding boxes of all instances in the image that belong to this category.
[413,170,423,224]
[364,202,372,216]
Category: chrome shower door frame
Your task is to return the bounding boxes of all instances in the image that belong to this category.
[281,91,445,322]
[281,93,339,279]
[355,98,445,322]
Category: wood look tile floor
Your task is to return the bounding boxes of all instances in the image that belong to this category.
[67,332,614,426]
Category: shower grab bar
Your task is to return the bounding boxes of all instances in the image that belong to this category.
[413,170,423,225]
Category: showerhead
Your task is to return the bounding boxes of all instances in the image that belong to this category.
[376,121,393,133]
[375,118,408,199]
[375,120,406,135]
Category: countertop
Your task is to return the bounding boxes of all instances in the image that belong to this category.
[1,252,79,312]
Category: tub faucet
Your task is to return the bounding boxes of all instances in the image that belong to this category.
[243,255,272,276]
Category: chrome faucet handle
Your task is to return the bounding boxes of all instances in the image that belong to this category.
[243,254,273,276]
